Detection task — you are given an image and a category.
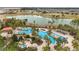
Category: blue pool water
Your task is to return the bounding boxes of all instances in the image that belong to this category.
[20,44,27,48]
[18,28,56,44]
[51,33,64,40]
[51,33,60,37]
[18,28,32,35]
[38,31,48,39]
[38,31,56,44]
[48,36,56,44]
[17,27,64,44]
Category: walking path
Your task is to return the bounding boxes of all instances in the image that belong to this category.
[64,35,74,50]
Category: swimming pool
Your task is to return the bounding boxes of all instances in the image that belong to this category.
[38,31,56,44]
[48,36,56,44]
[18,28,32,35]
[38,31,48,39]
[16,27,64,44]
[51,33,64,40]
[19,44,27,48]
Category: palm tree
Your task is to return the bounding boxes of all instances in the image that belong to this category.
[32,20,37,36]
[71,19,79,29]
[48,20,54,35]
[61,12,65,18]
[42,11,47,14]
[26,47,37,51]
[24,19,28,26]
[33,20,35,27]
[55,43,62,51]
[62,47,70,51]
[48,21,52,35]
[72,40,79,51]
[44,35,50,47]
[52,15,55,18]
[73,30,79,41]
[43,45,50,51]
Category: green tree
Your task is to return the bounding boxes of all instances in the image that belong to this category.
[26,47,37,51]
[62,47,70,51]
[0,36,4,50]
[71,19,79,29]
[44,35,50,45]
[61,12,65,18]
[32,20,37,36]
[48,21,52,35]
[43,45,50,51]
[24,19,28,26]
[55,43,63,51]
[72,40,79,51]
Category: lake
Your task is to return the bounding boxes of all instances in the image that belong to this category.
[6,15,73,26]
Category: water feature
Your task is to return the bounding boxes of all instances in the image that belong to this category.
[6,15,73,26]
[53,19,72,26]
[6,15,71,44]
[38,31,48,39]
[48,36,56,44]
[15,27,67,44]
[18,27,32,35]
[37,31,56,44]
[16,27,56,44]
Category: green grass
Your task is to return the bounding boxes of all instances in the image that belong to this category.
[3,41,18,51]
[0,36,4,50]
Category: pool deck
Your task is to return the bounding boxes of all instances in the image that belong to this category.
[64,35,74,50]
[39,28,74,50]
[51,29,74,50]
[0,26,74,51]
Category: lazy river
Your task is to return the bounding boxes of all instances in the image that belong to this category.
[15,27,66,44]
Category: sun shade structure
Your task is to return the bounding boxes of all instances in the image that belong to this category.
[2,27,13,31]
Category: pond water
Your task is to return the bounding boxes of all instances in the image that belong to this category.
[6,15,73,26]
